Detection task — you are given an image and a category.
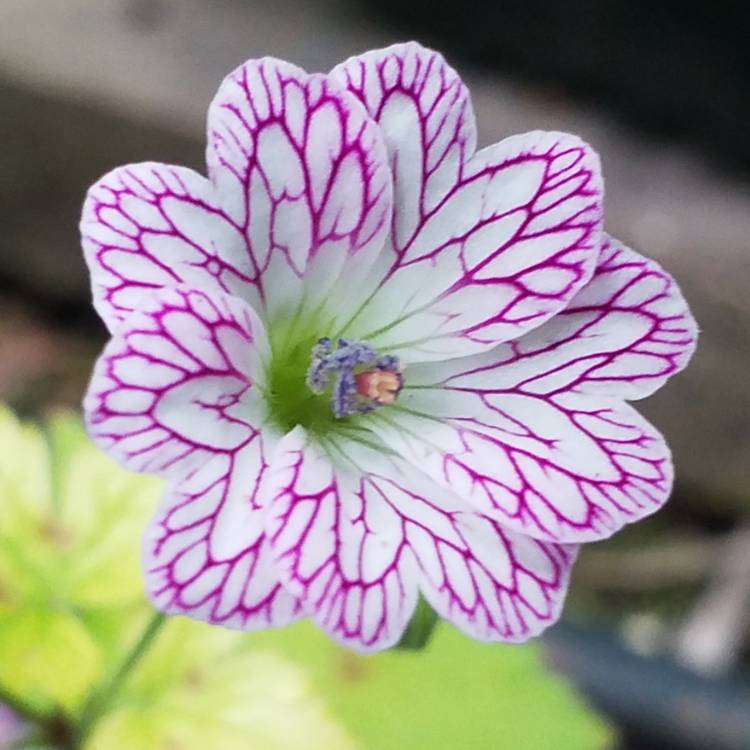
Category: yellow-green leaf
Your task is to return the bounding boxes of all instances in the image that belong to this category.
[87,618,358,750]
[252,620,613,750]
[0,608,102,713]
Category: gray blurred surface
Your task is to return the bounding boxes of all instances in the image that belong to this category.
[1,0,748,507]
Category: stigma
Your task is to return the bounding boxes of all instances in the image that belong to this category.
[306,338,403,418]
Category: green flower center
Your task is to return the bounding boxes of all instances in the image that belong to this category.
[264,331,338,436]
[262,317,402,437]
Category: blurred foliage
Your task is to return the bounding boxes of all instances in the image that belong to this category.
[0,406,613,749]
[254,620,614,750]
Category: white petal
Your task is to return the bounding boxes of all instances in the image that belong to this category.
[333,44,602,359]
[206,58,392,325]
[371,237,696,543]
[81,163,254,332]
[263,428,574,649]
[84,286,269,478]
[144,446,303,630]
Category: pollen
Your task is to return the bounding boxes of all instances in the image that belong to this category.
[306,337,404,418]
[355,369,402,405]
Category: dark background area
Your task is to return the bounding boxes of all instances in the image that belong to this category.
[368,0,750,176]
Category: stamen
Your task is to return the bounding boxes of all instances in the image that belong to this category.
[307,338,403,418]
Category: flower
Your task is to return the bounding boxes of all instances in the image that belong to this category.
[81,42,696,651]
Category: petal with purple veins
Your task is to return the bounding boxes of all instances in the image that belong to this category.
[417,510,576,643]
[84,285,270,478]
[145,448,303,629]
[371,393,672,544]
[263,429,575,650]
[207,58,393,324]
[263,428,418,651]
[81,163,254,333]
[368,237,696,543]
[404,235,697,399]
[332,42,476,251]
[332,43,603,360]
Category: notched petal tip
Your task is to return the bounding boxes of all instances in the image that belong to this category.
[597,233,699,390]
[205,55,393,323]
[80,161,252,333]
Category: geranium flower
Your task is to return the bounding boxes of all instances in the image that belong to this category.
[81,42,696,651]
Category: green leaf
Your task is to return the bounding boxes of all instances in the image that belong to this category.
[0,407,56,605]
[0,608,102,713]
[46,412,161,609]
[253,620,613,750]
[0,408,157,719]
[86,618,359,750]
[0,408,160,611]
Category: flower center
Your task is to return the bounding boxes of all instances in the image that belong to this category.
[306,338,403,418]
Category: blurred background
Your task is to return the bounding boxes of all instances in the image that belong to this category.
[1,1,749,748]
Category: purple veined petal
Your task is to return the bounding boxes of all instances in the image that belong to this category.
[534,234,698,399]
[84,285,270,479]
[262,428,419,651]
[366,237,696,543]
[145,447,304,629]
[263,428,575,650]
[418,510,576,644]
[405,235,698,398]
[331,42,603,361]
[81,163,255,333]
[332,42,477,250]
[206,57,393,324]
[370,394,672,544]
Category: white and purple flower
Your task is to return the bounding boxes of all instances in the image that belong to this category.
[81,43,696,651]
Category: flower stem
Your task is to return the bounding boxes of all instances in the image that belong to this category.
[74,612,167,747]
[396,597,439,651]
